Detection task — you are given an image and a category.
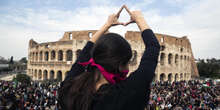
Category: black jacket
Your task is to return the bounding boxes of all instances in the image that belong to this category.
[63,29,160,110]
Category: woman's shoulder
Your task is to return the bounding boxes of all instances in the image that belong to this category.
[92,83,145,110]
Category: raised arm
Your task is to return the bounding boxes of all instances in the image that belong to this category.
[122,7,160,90]
[65,6,125,79]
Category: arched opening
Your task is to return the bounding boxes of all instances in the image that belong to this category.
[160,37,164,43]
[66,50,73,61]
[38,70,42,80]
[69,33,73,40]
[57,71,62,81]
[51,50,56,60]
[168,73,172,82]
[180,48,183,52]
[160,45,165,51]
[58,50,63,61]
[129,50,137,65]
[76,49,82,59]
[34,69,37,79]
[174,73,178,82]
[89,32,93,38]
[160,53,165,65]
[50,70,55,80]
[40,51,43,61]
[175,54,179,65]
[168,53,173,64]
[45,51,49,61]
[180,73,183,80]
[43,70,48,80]
[180,55,183,66]
[35,52,38,61]
[160,73,166,82]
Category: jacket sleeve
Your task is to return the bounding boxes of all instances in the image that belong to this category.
[121,29,160,91]
[64,41,94,80]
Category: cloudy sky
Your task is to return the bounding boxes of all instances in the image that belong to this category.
[0,0,219,60]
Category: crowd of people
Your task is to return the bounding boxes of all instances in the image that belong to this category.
[148,80,220,110]
[0,80,220,110]
[0,80,59,110]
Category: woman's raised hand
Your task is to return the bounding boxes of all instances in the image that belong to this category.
[90,6,124,43]
[90,5,150,43]
[106,6,124,27]
[123,5,150,31]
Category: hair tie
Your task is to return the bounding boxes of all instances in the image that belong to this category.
[78,58,129,84]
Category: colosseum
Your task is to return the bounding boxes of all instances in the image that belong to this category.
[27,30,199,82]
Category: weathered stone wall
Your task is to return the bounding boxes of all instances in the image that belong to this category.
[27,30,199,82]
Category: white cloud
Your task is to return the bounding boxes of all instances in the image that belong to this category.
[145,0,220,59]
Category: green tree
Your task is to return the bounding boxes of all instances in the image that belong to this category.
[197,58,220,79]
[13,74,31,85]
[19,57,27,63]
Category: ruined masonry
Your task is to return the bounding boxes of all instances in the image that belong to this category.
[27,30,199,82]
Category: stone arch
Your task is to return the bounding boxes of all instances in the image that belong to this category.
[174,73,178,82]
[130,50,137,65]
[88,32,93,38]
[57,70,62,81]
[180,55,183,60]
[58,50,63,61]
[160,53,165,65]
[180,73,183,80]
[184,55,187,60]
[160,73,166,82]
[43,70,48,80]
[168,73,172,82]
[50,70,55,80]
[180,48,183,52]
[76,49,82,59]
[160,37,164,43]
[160,45,165,51]
[69,33,73,40]
[34,69,38,79]
[168,53,173,64]
[180,55,183,66]
[175,54,179,65]
[35,52,38,61]
[66,50,73,61]
[38,70,42,80]
[45,51,49,61]
[40,51,43,61]
[51,50,56,60]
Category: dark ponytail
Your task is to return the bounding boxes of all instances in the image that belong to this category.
[58,33,132,110]
[58,68,101,110]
